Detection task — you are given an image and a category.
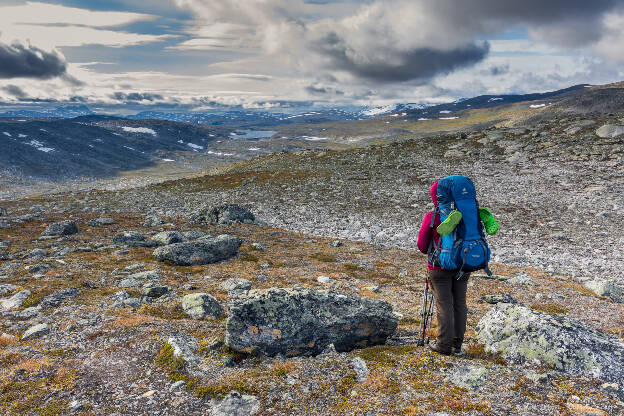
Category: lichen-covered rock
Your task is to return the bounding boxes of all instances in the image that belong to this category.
[225,287,398,357]
[220,278,252,293]
[41,220,78,236]
[150,231,187,246]
[142,284,169,298]
[0,289,31,310]
[210,391,260,416]
[167,332,200,366]
[193,204,255,225]
[153,234,242,266]
[182,229,207,240]
[476,303,624,389]
[445,365,489,391]
[583,279,622,300]
[182,293,222,319]
[481,294,516,304]
[118,270,160,288]
[88,217,114,226]
[22,323,50,340]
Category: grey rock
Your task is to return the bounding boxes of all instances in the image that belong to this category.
[153,234,242,266]
[182,293,222,319]
[143,215,165,227]
[476,303,624,388]
[183,229,207,240]
[225,287,398,357]
[481,294,516,304]
[41,287,81,308]
[167,332,200,366]
[0,283,18,296]
[122,263,145,272]
[112,290,129,301]
[507,272,534,285]
[0,249,10,261]
[19,306,41,318]
[88,217,114,226]
[119,270,160,288]
[143,284,169,298]
[251,243,265,251]
[194,204,255,225]
[24,248,46,259]
[0,289,31,310]
[22,323,50,340]
[123,298,141,308]
[151,231,188,246]
[41,220,78,236]
[112,231,156,247]
[583,279,622,299]
[445,365,489,390]
[26,263,55,274]
[0,207,7,217]
[220,278,252,293]
[329,240,343,248]
[169,380,186,391]
[351,357,369,382]
[255,274,267,282]
[595,124,624,138]
[210,391,260,416]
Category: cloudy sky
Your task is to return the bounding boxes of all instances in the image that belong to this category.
[1,0,624,113]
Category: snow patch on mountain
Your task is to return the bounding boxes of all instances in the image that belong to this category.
[122,126,157,136]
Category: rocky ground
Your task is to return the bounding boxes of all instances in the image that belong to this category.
[0,111,623,415]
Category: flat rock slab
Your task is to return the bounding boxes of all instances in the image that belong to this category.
[153,234,242,266]
[151,231,187,246]
[596,124,624,138]
[182,293,222,319]
[22,323,50,340]
[476,303,624,390]
[40,287,81,308]
[1,289,31,310]
[225,287,398,357]
[210,391,260,416]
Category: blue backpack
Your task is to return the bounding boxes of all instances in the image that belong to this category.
[434,175,491,277]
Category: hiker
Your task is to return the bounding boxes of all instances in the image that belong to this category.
[417,178,497,356]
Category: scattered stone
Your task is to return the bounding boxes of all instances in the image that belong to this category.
[476,303,624,388]
[583,279,622,300]
[351,357,369,382]
[255,274,267,282]
[251,243,265,251]
[507,272,534,285]
[112,249,130,256]
[169,380,186,391]
[122,263,145,272]
[481,294,516,304]
[40,287,81,308]
[365,285,380,293]
[19,306,41,319]
[182,293,222,319]
[317,276,330,284]
[22,323,50,340]
[112,231,156,247]
[26,263,55,274]
[0,249,10,261]
[225,287,398,357]
[68,400,84,414]
[88,217,114,226]
[220,278,252,293]
[259,262,271,269]
[183,229,207,240]
[143,284,169,298]
[210,391,260,416]
[0,289,31,310]
[194,204,255,225]
[595,124,624,139]
[446,365,489,391]
[151,231,188,246]
[119,270,160,288]
[329,240,343,248]
[0,207,7,217]
[41,220,78,236]
[153,235,242,266]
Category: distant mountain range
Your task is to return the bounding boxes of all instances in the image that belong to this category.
[0,84,592,125]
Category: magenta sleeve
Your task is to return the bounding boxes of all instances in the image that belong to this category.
[417,212,433,254]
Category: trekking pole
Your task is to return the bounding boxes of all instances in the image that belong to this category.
[417,268,435,346]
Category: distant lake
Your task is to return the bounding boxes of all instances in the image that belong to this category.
[229,129,277,139]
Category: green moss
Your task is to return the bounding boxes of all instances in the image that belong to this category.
[335,371,358,395]
[309,252,337,263]
[530,302,568,315]
[20,294,42,309]
[156,342,187,380]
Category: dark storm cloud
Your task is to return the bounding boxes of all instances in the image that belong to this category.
[311,31,489,83]
[305,84,344,95]
[2,84,28,98]
[484,64,510,76]
[0,42,67,79]
[112,91,164,101]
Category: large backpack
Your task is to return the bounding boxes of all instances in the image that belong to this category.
[431,175,491,277]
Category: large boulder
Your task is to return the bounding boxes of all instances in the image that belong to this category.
[193,204,255,225]
[41,220,78,236]
[225,287,398,357]
[476,303,624,389]
[153,234,242,266]
[40,288,81,308]
[1,290,31,310]
[595,124,624,138]
[583,279,622,300]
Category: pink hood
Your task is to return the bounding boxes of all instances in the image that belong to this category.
[430,181,439,206]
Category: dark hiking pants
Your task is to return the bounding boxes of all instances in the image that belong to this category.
[428,269,470,352]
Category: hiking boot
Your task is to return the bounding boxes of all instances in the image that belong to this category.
[428,341,452,355]
[436,210,462,235]
[452,347,465,357]
[478,207,499,235]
